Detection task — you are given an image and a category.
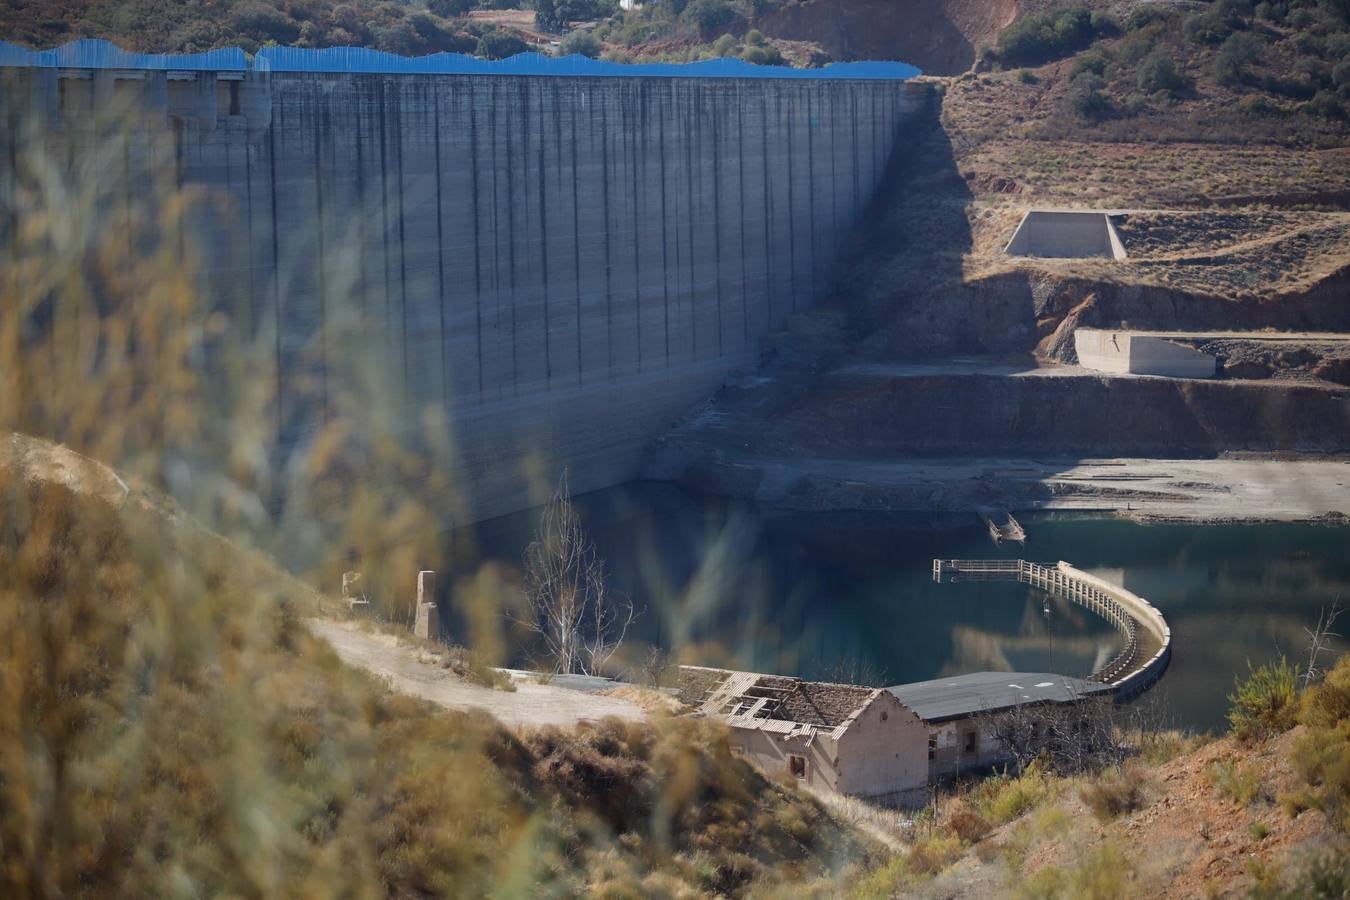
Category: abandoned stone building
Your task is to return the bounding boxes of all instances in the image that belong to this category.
[887,671,1112,780]
[678,666,931,806]
[682,666,1112,802]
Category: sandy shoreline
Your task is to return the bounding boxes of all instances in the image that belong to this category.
[657,455,1350,524]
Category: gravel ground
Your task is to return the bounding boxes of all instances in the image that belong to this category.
[307,619,645,728]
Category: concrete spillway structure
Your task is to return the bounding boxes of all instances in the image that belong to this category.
[1074,328,1218,378]
[0,41,922,523]
[1005,209,1128,260]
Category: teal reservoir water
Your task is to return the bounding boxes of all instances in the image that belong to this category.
[468,483,1349,733]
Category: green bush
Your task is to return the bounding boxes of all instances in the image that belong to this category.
[1125,5,1172,30]
[1070,47,1112,78]
[477,27,530,57]
[996,6,1099,65]
[970,764,1058,823]
[741,44,784,66]
[1304,89,1345,117]
[1227,657,1299,741]
[683,0,740,34]
[1212,31,1264,84]
[230,1,301,43]
[560,28,602,57]
[429,0,474,16]
[1183,0,1251,45]
[1066,72,1111,118]
[1137,50,1187,96]
[1238,94,1281,116]
[711,32,737,56]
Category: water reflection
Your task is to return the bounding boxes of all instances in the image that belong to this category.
[465,483,1349,733]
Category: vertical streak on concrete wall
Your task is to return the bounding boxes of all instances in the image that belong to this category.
[266,105,283,435]
[313,100,329,417]
[805,86,818,299]
[683,85,698,358]
[469,88,484,399]
[630,82,643,372]
[658,82,670,366]
[41,72,917,521]
[432,83,448,404]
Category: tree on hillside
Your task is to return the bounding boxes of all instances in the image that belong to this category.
[560,28,602,57]
[477,27,530,58]
[515,470,636,675]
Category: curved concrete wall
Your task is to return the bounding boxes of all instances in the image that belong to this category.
[933,558,1172,700]
[1054,562,1172,699]
[3,68,921,522]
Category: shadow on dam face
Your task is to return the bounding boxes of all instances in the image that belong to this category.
[829,88,973,335]
[0,64,927,526]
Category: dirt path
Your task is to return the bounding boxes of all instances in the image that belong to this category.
[307,619,645,728]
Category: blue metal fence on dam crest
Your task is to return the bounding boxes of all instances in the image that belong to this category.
[0,38,920,80]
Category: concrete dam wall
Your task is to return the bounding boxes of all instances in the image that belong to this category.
[3,50,921,522]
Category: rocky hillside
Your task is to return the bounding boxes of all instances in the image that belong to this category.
[0,432,881,897]
[858,656,1350,899]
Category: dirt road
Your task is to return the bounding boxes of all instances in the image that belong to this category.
[307,619,645,728]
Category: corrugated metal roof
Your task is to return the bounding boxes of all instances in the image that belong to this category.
[887,672,1112,723]
[0,39,919,80]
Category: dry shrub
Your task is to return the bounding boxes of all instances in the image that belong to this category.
[1210,758,1266,806]
[970,762,1058,825]
[1017,841,1137,900]
[944,800,992,843]
[1299,653,1350,729]
[906,832,964,876]
[1228,657,1300,742]
[1079,766,1147,821]
[1287,722,1350,832]
[1281,654,1350,833]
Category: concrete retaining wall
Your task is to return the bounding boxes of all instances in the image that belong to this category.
[1005,210,1127,260]
[1075,329,1217,378]
[3,67,921,523]
[1054,562,1172,699]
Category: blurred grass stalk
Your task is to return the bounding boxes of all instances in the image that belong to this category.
[0,75,464,624]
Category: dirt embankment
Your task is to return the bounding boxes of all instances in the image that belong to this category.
[786,372,1349,458]
[864,265,1350,362]
[926,727,1348,899]
[754,0,1018,75]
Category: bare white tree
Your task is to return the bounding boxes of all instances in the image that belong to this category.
[1302,600,1343,690]
[513,470,635,675]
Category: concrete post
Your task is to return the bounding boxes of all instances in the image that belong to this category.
[413,570,439,641]
[342,571,369,611]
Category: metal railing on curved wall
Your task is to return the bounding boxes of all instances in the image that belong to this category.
[932,558,1172,700]
[0,38,921,80]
